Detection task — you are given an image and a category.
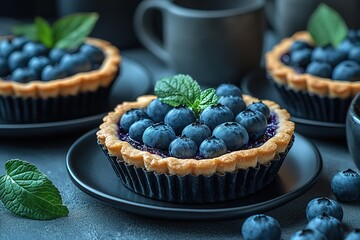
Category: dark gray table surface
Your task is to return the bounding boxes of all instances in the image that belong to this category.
[1,33,359,240]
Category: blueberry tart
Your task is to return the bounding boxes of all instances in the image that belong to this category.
[97,75,295,203]
[0,14,121,123]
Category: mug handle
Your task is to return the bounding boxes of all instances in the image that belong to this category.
[134,0,171,63]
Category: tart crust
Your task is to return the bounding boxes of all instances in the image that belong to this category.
[266,31,360,99]
[0,37,121,99]
[97,95,295,176]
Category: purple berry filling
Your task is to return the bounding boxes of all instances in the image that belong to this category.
[117,112,279,160]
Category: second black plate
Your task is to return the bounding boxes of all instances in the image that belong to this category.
[241,69,346,138]
[66,129,322,221]
[0,57,153,138]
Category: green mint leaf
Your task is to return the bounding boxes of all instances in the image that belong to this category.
[0,159,69,220]
[307,3,348,47]
[198,88,219,109]
[191,88,219,115]
[35,17,53,48]
[154,74,201,107]
[53,13,99,50]
[12,24,38,41]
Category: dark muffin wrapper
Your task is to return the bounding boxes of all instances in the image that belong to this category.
[98,136,294,204]
[0,85,111,123]
[268,75,352,123]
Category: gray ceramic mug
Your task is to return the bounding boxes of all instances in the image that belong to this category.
[346,93,360,170]
[134,0,265,86]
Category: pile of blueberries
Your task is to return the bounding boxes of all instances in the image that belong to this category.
[0,36,104,82]
[119,84,275,159]
[241,169,360,240]
[282,30,360,81]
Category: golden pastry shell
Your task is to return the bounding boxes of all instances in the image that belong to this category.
[97,95,295,176]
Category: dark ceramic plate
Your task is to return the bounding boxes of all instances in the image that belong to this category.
[241,69,346,138]
[0,57,153,137]
[66,129,322,220]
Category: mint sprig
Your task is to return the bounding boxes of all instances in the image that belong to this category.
[154,74,219,115]
[12,13,99,50]
[0,159,69,220]
[307,3,348,47]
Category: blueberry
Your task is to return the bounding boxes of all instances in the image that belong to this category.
[213,122,249,151]
[332,60,360,81]
[247,101,271,120]
[199,136,227,158]
[0,39,15,59]
[23,42,48,58]
[216,83,242,97]
[290,40,312,52]
[218,95,246,116]
[146,98,173,123]
[345,229,360,240]
[312,46,347,66]
[348,29,359,43]
[305,214,343,240]
[349,47,360,64]
[128,118,154,143]
[142,123,176,150]
[8,51,28,71]
[305,61,332,78]
[80,44,105,63]
[306,197,343,221]
[291,49,312,67]
[182,122,211,147]
[164,106,196,135]
[49,48,67,63]
[169,137,198,159]
[289,229,327,240]
[241,214,281,240]
[12,36,29,50]
[199,104,234,130]
[120,108,149,133]
[60,53,92,75]
[11,68,37,83]
[0,57,9,76]
[41,65,67,81]
[338,38,357,53]
[331,169,360,202]
[235,109,267,141]
[28,56,50,74]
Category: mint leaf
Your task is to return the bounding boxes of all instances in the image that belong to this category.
[0,159,69,220]
[12,24,38,41]
[307,3,348,47]
[53,13,99,50]
[198,88,219,109]
[155,74,201,107]
[35,17,53,48]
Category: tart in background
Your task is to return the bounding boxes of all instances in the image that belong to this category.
[0,13,121,123]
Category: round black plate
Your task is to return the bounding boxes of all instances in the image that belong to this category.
[66,129,322,220]
[0,57,153,137]
[241,69,346,138]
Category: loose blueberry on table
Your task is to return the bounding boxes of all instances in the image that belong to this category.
[241,214,281,240]
[306,197,343,221]
[0,36,105,83]
[117,75,278,159]
[331,169,360,202]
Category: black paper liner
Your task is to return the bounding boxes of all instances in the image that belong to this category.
[0,86,112,123]
[268,76,352,123]
[98,136,294,203]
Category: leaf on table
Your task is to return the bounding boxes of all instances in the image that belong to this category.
[0,159,69,220]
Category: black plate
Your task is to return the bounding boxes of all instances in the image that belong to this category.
[0,57,153,137]
[241,69,346,138]
[66,129,322,220]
